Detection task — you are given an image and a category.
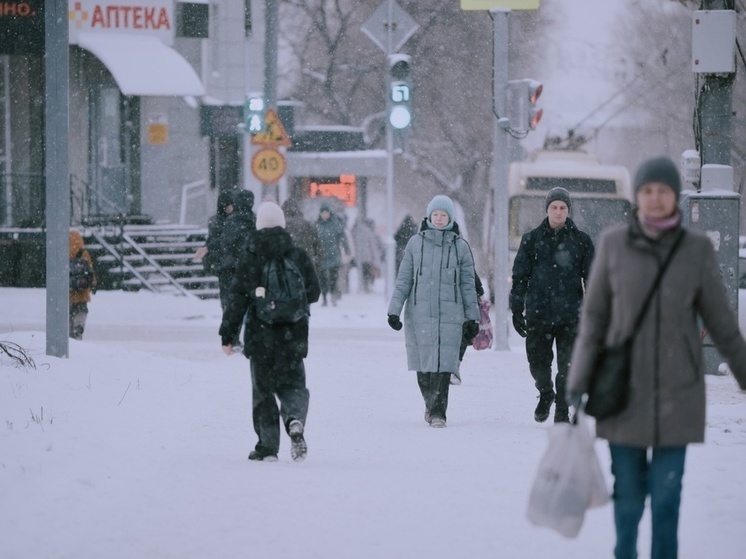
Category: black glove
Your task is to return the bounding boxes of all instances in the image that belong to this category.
[512,312,527,338]
[463,320,479,342]
[387,314,403,331]
[349,258,357,268]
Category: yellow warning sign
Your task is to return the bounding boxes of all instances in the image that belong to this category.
[251,109,292,147]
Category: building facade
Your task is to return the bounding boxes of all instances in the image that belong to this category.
[0,0,265,229]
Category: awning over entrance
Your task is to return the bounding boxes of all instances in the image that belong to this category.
[77,33,205,97]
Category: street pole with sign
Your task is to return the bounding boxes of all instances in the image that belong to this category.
[361,0,418,301]
[461,0,540,350]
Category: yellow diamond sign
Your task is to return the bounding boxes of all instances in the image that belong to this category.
[461,0,540,10]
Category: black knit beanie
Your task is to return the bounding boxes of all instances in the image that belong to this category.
[633,156,681,199]
[544,187,572,212]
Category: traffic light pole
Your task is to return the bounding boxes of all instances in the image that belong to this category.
[490,8,510,351]
[699,0,734,166]
[385,121,396,301]
[383,0,396,302]
[263,0,280,201]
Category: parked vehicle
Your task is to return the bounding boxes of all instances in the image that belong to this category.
[507,150,633,250]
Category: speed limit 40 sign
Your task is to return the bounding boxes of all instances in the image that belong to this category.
[251,147,286,184]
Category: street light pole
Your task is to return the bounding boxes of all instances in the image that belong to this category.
[490,8,510,351]
[384,0,395,301]
[45,0,70,358]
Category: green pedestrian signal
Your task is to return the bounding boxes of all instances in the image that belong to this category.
[245,95,266,134]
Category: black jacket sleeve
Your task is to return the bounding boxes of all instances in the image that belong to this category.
[219,245,255,345]
[509,231,534,313]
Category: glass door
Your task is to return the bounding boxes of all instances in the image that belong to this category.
[89,86,127,216]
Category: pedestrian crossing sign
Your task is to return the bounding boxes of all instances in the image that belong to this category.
[251,109,291,147]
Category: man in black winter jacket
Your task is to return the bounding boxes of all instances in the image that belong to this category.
[509,187,594,423]
[217,189,256,347]
[220,201,320,463]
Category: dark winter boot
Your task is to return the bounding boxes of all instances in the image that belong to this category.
[553,393,570,423]
[554,405,570,423]
[534,391,554,423]
[288,419,307,462]
[248,447,278,462]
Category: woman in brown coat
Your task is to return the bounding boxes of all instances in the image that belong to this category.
[567,156,746,559]
[69,230,96,340]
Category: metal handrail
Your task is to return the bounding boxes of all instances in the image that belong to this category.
[179,179,208,225]
[91,230,160,292]
[121,232,193,297]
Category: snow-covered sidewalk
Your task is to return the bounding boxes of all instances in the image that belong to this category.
[1,288,745,559]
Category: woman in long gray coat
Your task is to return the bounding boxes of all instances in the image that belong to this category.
[387,195,480,428]
[567,156,746,559]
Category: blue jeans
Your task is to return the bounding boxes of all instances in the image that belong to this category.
[609,444,687,559]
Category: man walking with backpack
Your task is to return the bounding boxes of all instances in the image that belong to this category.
[220,201,320,462]
[509,187,594,423]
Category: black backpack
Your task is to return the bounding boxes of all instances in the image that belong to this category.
[255,256,308,324]
[70,249,94,290]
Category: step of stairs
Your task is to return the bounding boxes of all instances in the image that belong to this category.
[85,224,220,299]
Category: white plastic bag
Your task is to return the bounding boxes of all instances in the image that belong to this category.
[526,412,610,538]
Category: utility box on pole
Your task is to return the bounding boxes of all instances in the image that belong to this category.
[692,9,736,73]
[679,164,740,376]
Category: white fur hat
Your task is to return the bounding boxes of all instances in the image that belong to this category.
[255,201,286,230]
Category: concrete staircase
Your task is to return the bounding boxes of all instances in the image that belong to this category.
[86,224,219,299]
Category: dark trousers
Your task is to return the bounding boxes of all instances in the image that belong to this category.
[525,322,577,409]
[250,355,310,455]
[318,267,340,302]
[361,262,376,292]
[69,302,88,340]
[219,273,241,345]
[610,444,687,559]
[218,273,233,313]
[417,372,451,421]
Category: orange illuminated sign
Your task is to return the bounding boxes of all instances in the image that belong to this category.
[309,175,357,207]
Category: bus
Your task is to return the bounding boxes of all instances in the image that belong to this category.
[507,150,633,250]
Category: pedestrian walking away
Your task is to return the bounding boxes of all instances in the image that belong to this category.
[387,195,479,428]
[282,198,321,268]
[68,229,97,340]
[567,156,746,559]
[316,201,350,306]
[509,186,594,423]
[352,217,383,293]
[220,201,321,463]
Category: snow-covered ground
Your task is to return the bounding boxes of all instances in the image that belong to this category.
[1,285,745,559]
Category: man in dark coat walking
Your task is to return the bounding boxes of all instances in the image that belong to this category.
[315,200,350,306]
[195,189,235,311]
[217,189,256,347]
[510,187,594,423]
[220,201,320,462]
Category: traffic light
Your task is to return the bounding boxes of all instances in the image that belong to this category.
[244,94,265,134]
[507,79,543,134]
[388,54,412,130]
